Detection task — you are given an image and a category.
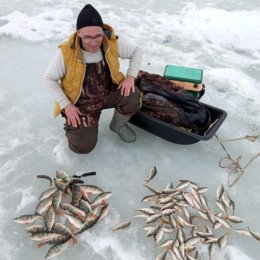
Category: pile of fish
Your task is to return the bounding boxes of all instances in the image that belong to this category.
[14,171,111,259]
[133,166,260,260]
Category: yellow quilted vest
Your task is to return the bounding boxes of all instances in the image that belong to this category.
[53,24,125,118]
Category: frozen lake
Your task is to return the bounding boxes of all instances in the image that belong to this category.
[0,0,260,260]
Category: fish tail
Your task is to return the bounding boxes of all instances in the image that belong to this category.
[71,226,76,234]
[72,236,78,244]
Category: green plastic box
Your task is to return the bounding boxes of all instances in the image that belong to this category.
[163,65,203,84]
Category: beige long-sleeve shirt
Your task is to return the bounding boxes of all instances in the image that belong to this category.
[44,37,143,110]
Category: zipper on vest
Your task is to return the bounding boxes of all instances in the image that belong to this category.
[74,60,86,104]
[105,46,119,85]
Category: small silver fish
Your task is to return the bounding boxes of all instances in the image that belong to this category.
[80,184,104,197]
[155,227,165,244]
[51,189,62,211]
[216,184,224,201]
[195,231,212,238]
[91,192,112,209]
[218,234,228,249]
[133,213,150,219]
[215,200,227,214]
[30,232,60,241]
[191,188,202,205]
[77,212,100,234]
[234,228,252,237]
[143,184,160,195]
[35,196,52,215]
[161,209,176,216]
[45,240,69,259]
[37,234,69,248]
[200,194,209,210]
[229,200,235,214]
[61,203,86,221]
[176,228,185,244]
[197,187,208,193]
[141,194,158,203]
[52,223,75,239]
[227,215,243,223]
[169,215,177,229]
[144,166,157,184]
[175,181,190,191]
[71,185,82,207]
[182,192,194,207]
[147,223,162,237]
[79,199,92,213]
[221,193,231,208]
[163,227,174,233]
[213,221,222,230]
[247,227,260,241]
[146,213,162,224]
[98,205,110,221]
[161,202,175,211]
[44,206,55,231]
[204,237,219,244]
[65,214,83,230]
[158,239,174,248]
[214,216,232,229]
[185,237,200,248]
[176,216,195,227]
[196,209,208,221]
[157,197,173,205]
[204,225,213,235]
[135,207,156,215]
[14,214,43,224]
[25,224,46,234]
[112,221,131,232]
[39,188,56,201]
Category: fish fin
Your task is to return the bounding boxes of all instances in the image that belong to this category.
[36,242,45,248]
[71,226,76,234]
[56,209,64,217]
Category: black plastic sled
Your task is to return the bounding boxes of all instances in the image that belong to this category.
[129,103,227,145]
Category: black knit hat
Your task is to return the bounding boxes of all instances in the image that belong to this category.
[76,4,103,30]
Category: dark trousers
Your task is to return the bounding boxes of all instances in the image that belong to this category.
[64,87,141,154]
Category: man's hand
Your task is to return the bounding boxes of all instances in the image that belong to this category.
[64,104,83,128]
[118,76,135,96]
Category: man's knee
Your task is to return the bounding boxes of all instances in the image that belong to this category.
[122,87,141,114]
[65,124,98,154]
[69,140,97,154]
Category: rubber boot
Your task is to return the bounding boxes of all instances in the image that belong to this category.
[109,109,136,143]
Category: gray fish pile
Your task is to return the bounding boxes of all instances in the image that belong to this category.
[134,167,260,260]
[14,170,111,259]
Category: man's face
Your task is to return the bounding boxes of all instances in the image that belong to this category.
[77,26,104,53]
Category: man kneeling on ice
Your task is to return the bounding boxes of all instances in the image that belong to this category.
[44,4,142,154]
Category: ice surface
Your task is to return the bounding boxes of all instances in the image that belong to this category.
[0,0,260,260]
